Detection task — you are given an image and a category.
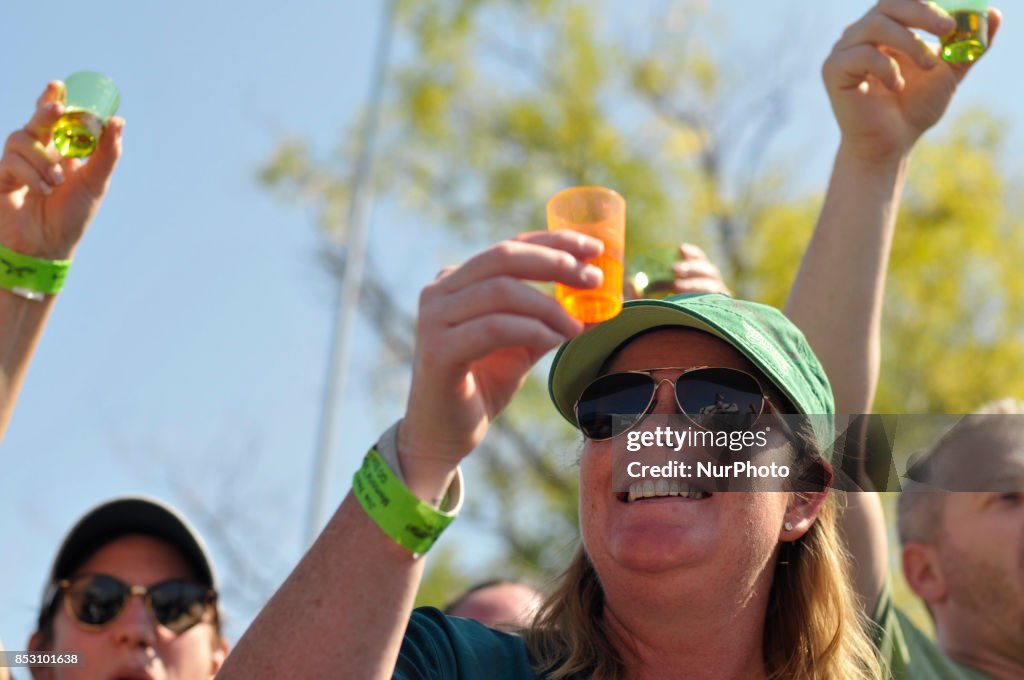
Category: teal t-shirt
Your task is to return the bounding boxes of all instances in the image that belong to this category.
[395,607,542,679]
[874,586,995,680]
[399,597,1000,679]
[395,607,591,679]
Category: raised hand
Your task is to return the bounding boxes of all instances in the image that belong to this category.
[670,243,732,296]
[823,0,1002,162]
[399,231,602,475]
[0,81,124,259]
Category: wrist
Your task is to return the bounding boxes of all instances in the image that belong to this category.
[836,139,913,174]
[0,230,80,260]
[9,243,78,261]
[396,421,461,506]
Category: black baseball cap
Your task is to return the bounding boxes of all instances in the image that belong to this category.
[40,496,217,614]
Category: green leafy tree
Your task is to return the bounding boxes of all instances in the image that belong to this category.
[260,0,798,588]
[259,0,1024,609]
[746,108,1024,413]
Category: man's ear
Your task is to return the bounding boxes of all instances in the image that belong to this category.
[780,490,829,541]
[902,541,948,606]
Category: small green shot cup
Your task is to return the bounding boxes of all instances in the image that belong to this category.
[53,71,121,158]
[934,0,989,63]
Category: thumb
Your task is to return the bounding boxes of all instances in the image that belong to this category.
[74,116,124,195]
[988,6,1003,45]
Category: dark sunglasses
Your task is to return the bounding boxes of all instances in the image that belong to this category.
[56,574,217,634]
[574,366,789,441]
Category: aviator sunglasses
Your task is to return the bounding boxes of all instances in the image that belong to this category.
[574,366,789,441]
[54,573,217,633]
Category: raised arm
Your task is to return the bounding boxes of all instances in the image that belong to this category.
[0,81,124,440]
[786,1,1002,611]
[218,231,602,679]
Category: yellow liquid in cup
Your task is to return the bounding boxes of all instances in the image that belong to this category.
[556,254,624,323]
[53,111,104,158]
[547,188,626,324]
[942,10,988,62]
[553,219,624,324]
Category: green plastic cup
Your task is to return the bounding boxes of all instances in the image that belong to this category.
[629,248,679,300]
[53,71,121,158]
[934,0,989,63]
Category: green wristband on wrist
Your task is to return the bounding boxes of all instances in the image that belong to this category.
[353,447,459,556]
[0,243,72,300]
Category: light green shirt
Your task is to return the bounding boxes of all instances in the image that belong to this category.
[874,585,995,680]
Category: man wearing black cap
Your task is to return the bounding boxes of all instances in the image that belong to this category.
[28,496,227,680]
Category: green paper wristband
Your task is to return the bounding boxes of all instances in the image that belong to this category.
[0,243,72,298]
[353,447,457,555]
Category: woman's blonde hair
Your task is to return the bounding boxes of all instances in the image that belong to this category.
[524,422,884,679]
[525,498,881,679]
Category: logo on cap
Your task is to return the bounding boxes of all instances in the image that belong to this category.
[743,320,790,376]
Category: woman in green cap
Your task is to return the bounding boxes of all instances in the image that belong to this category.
[221,227,878,679]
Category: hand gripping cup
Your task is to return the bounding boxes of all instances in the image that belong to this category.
[935,0,989,63]
[52,71,121,158]
[547,186,625,324]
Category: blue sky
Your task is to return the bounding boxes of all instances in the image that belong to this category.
[2,0,1021,651]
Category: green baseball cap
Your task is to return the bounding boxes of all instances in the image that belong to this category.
[548,293,835,454]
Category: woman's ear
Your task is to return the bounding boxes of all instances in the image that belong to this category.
[780,490,829,541]
[26,632,53,680]
[210,634,230,674]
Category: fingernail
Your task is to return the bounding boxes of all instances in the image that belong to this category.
[49,166,64,185]
[582,265,604,285]
[38,182,52,196]
[582,235,604,254]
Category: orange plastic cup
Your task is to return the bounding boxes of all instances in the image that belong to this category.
[547,186,625,323]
